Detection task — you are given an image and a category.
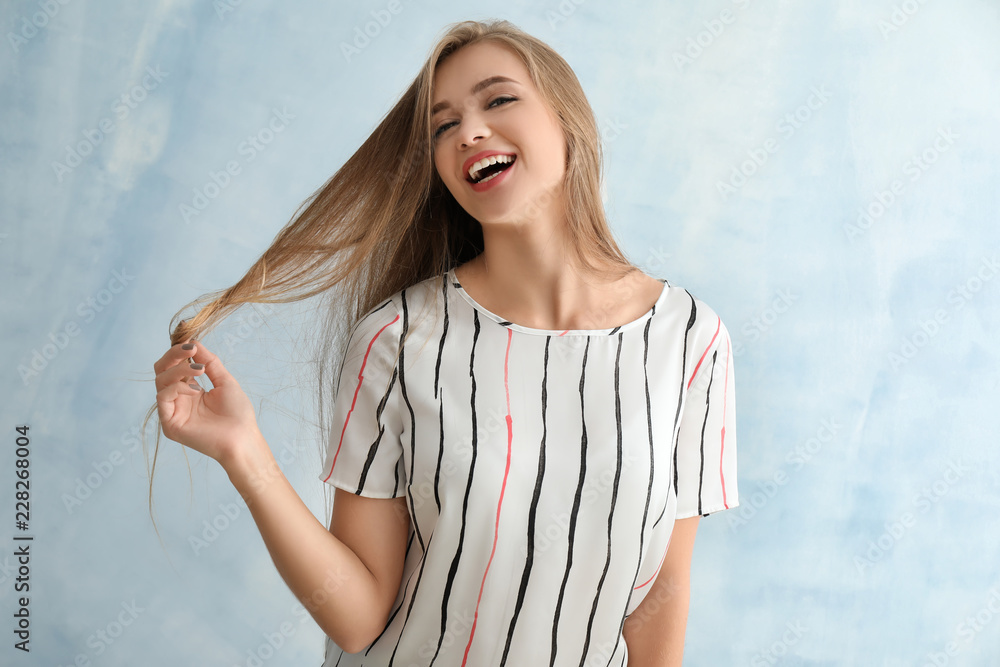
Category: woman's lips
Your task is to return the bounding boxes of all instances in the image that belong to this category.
[469,157,515,193]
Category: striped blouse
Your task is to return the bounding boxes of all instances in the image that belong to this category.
[318,266,739,666]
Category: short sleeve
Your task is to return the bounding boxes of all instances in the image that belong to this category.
[673,304,739,519]
[318,299,406,499]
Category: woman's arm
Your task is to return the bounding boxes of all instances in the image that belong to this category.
[223,431,410,653]
[622,516,700,666]
[155,339,408,653]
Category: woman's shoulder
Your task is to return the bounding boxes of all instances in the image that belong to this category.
[653,276,733,344]
[354,271,446,322]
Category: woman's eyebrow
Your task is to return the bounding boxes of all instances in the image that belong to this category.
[431,75,520,116]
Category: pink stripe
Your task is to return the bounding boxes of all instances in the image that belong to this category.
[687,315,721,389]
[321,314,400,483]
[634,533,672,590]
[462,328,515,665]
[719,335,731,509]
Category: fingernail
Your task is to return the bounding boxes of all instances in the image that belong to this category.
[190,363,204,370]
[188,383,201,391]
[182,343,194,350]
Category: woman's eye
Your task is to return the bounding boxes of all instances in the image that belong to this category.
[489,95,517,108]
[433,97,517,140]
[433,121,456,139]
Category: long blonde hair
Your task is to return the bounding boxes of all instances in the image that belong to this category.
[142,18,636,526]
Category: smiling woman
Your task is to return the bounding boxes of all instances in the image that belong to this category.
[430,41,569,229]
[146,17,739,667]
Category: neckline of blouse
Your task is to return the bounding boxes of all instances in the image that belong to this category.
[447,267,669,337]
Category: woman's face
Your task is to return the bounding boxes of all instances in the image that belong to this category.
[431,40,567,225]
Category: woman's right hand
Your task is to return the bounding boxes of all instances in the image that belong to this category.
[153,337,262,466]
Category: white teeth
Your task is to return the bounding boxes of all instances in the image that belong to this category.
[477,169,503,184]
[468,154,514,182]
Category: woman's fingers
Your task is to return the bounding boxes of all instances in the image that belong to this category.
[153,341,205,392]
[155,377,202,429]
[153,336,197,374]
[186,339,238,390]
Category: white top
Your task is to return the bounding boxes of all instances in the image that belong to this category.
[318,267,739,666]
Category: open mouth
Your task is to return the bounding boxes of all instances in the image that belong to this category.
[466,154,517,184]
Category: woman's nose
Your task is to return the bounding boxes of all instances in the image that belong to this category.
[458,113,490,148]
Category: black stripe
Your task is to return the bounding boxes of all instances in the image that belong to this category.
[398,290,424,553]
[607,315,657,665]
[697,350,718,516]
[549,337,590,667]
[651,504,666,530]
[386,529,437,667]
[673,293,697,509]
[357,363,399,495]
[433,274,451,513]
[434,388,444,514]
[499,336,551,666]
[579,332,625,665]
[429,310,481,665]
[354,299,400,495]
[434,272,449,400]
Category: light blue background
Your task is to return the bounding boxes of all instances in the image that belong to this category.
[2,1,998,665]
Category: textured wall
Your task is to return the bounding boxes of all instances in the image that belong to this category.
[2,0,998,665]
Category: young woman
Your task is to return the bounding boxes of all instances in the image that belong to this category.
[150,18,738,667]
